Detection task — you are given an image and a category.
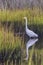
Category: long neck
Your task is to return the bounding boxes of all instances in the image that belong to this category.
[25,18,27,29]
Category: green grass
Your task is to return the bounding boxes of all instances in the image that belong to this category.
[0,26,43,65]
[0,26,22,52]
[0,8,43,65]
[0,8,43,25]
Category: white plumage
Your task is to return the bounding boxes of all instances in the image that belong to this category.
[24,17,38,38]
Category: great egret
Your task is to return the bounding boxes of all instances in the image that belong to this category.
[24,38,38,60]
[24,17,38,38]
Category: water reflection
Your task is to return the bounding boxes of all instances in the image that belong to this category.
[1,37,43,65]
[25,38,38,60]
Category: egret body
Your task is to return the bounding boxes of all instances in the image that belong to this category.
[24,17,38,38]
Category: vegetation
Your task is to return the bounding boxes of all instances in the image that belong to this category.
[0,8,43,25]
[0,26,22,52]
[0,8,43,65]
[0,0,43,9]
[21,40,43,65]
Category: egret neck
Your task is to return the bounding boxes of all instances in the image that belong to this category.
[25,18,27,29]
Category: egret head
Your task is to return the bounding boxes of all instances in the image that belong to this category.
[24,17,27,20]
[24,17,27,28]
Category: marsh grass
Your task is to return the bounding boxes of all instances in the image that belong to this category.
[0,8,43,25]
[28,45,35,65]
[0,8,43,65]
[0,25,22,64]
[0,25,43,65]
[0,26,22,52]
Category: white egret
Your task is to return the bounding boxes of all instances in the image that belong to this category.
[24,17,38,38]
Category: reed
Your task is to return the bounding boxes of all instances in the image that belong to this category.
[0,8,43,25]
[0,8,43,65]
[0,26,22,52]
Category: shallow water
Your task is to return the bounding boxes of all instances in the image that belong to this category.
[20,38,43,65]
[0,37,43,65]
[0,22,43,65]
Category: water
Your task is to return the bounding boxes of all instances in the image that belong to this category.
[21,37,43,65]
[24,38,38,60]
[0,37,43,65]
[0,22,43,65]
